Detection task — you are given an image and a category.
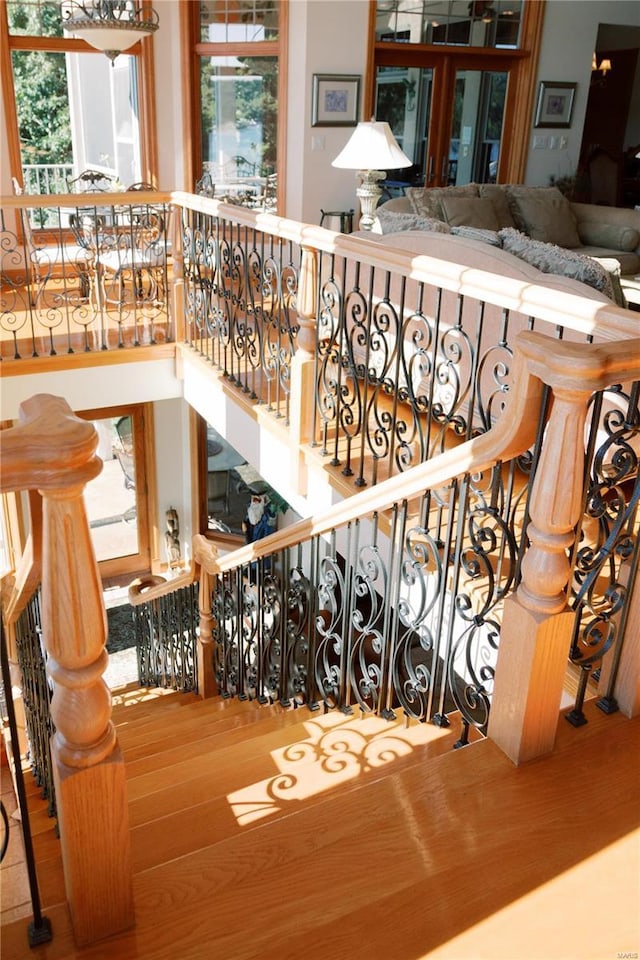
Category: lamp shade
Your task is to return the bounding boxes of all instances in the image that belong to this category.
[332,120,412,172]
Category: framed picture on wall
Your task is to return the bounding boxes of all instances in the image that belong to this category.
[534,81,577,128]
[312,74,360,127]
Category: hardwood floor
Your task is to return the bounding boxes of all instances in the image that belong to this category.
[2,689,638,960]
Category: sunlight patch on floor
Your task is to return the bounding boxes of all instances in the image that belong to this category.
[227,710,450,826]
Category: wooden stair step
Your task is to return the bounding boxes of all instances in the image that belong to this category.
[128,714,640,960]
[115,694,265,750]
[128,709,465,873]
[125,704,309,798]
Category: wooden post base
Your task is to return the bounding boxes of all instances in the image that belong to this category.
[52,742,135,947]
[488,596,575,765]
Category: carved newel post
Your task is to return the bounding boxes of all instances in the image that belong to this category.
[488,333,640,764]
[1,395,135,946]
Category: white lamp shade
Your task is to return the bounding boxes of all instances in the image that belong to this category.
[64,24,148,53]
[332,120,412,171]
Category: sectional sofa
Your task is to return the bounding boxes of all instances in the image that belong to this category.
[373,183,640,305]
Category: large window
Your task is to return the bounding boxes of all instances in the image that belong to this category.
[371,0,542,187]
[192,0,286,212]
[2,0,154,194]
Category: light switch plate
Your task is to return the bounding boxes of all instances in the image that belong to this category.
[533,135,548,150]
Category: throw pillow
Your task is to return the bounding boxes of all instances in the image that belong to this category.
[440,195,501,230]
[505,186,581,248]
[577,221,640,253]
[479,184,517,228]
[498,228,617,301]
[450,225,502,246]
[377,208,452,235]
[407,183,480,220]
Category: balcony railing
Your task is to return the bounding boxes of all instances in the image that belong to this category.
[1,190,173,356]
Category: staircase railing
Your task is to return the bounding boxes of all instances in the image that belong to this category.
[190,331,640,763]
[128,571,199,691]
[0,395,134,946]
[1,190,174,359]
[172,193,639,739]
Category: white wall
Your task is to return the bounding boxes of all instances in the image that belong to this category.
[286,0,370,225]
[153,0,186,191]
[153,397,193,569]
[524,0,640,186]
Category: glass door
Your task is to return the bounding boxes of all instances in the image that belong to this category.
[447,69,508,186]
[375,58,509,190]
[375,65,435,188]
[80,404,151,579]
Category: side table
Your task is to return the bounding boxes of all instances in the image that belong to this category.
[320,209,354,233]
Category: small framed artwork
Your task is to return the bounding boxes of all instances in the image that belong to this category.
[312,74,360,127]
[534,81,577,129]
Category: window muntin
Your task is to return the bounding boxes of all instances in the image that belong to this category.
[198,0,279,43]
[6,0,64,37]
[376,0,522,49]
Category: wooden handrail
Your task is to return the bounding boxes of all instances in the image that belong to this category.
[128,568,196,606]
[170,191,638,343]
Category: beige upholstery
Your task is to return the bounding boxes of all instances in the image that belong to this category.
[377,188,640,279]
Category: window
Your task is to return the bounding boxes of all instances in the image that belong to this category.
[2,0,155,194]
[192,0,287,211]
[371,0,543,186]
[375,0,523,49]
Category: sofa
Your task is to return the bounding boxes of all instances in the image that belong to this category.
[373,183,640,305]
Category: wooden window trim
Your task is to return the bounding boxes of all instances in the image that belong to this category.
[1,6,158,190]
[365,0,545,184]
[184,0,288,210]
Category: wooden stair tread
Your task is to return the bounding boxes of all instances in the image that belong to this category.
[4,702,636,960]
[115,695,265,749]
[129,711,464,871]
[124,704,309,793]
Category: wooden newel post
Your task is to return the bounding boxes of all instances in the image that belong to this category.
[488,334,640,762]
[0,395,136,945]
[290,244,319,494]
[193,534,219,699]
[43,485,135,946]
[488,381,599,764]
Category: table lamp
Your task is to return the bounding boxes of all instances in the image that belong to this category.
[332,118,412,230]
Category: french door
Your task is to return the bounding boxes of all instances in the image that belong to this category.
[374,50,514,188]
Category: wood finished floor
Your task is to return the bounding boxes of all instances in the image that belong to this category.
[2,689,638,960]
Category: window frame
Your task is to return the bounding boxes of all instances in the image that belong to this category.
[365,0,545,185]
[0,1,158,192]
[184,0,288,210]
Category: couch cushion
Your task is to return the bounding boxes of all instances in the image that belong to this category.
[377,207,452,235]
[577,221,640,252]
[478,184,517,228]
[577,246,640,277]
[499,228,618,301]
[406,183,479,220]
[505,186,581,247]
[440,195,501,230]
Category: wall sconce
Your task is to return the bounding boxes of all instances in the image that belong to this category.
[591,53,612,87]
[61,1,159,64]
